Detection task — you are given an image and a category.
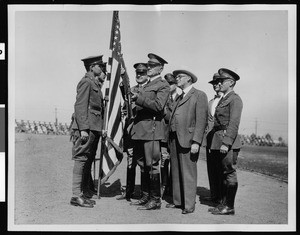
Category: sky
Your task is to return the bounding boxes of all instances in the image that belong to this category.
[9,5,296,142]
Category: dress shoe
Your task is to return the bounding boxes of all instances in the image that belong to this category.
[82,195,96,205]
[208,203,225,212]
[70,196,94,208]
[182,207,195,214]
[211,206,235,215]
[116,193,131,201]
[116,193,126,200]
[166,203,182,209]
[137,199,161,210]
[130,196,149,206]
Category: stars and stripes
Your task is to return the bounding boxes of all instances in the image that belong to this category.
[98,11,124,184]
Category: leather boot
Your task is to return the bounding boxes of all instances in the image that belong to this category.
[208,179,227,213]
[130,172,149,206]
[137,173,161,210]
[125,165,136,200]
[212,183,238,215]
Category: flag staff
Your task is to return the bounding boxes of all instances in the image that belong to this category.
[97,11,119,199]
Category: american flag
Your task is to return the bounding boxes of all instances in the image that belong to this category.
[99,11,124,184]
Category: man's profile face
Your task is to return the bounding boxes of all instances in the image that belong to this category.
[136,71,148,84]
[147,63,162,77]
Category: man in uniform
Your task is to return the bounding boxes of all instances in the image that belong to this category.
[160,73,178,199]
[168,70,208,214]
[206,68,243,215]
[203,73,224,205]
[117,62,150,201]
[70,55,106,208]
[130,53,170,210]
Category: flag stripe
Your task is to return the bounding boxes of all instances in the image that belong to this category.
[110,105,122,140]
[108,63,121,119]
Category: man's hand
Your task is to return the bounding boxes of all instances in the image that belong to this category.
[191,143,200,154]
[80,130,89,144]
[120,66,125,75]
[131,91,138,102]
[220,144,229,154]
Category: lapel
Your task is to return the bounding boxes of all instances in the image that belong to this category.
[178,87,195,107]
[143,76,161,90]
[217,91,235,107]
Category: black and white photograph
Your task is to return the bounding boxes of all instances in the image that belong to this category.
[6,4,296,232]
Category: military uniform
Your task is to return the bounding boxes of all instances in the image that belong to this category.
[118,63,149,201]
[206,68,243,215]
[160,73,177,199]
[131,53,170,210]
[204,73,224,204]
[70,55,106,208]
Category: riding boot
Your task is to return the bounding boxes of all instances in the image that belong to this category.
[130,171,149,206]
[125,165,136,200]
[138,173,161,210]
[208,178,227,212]
[212,182,238,215]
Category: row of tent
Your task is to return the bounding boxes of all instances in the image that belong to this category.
[15,119,71,135]
[15,119,286,147]
[240,134,287,147]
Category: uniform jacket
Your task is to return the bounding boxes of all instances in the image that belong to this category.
[161,94,176,143]
[207,91,243,150]
[170,87,208,148]
[202,97,215,147]
[131,76,170,141]
[71,72,104,132]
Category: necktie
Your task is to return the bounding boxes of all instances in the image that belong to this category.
[215,94,221,99]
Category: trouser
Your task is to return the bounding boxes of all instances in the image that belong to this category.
[125,148,138,198]
[206,148,222,201]
[71,130,100,196]
[211,149,239,208]
[170,132,198,210]
[161,142,171,188]
[133,140,161,201]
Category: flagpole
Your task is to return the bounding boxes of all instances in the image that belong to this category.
[97,11,118,199]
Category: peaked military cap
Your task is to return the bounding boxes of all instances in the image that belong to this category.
[164,73,177,85]
[81,55,104,66]
[208,73,222,84]
[147,53,168,65]
[81,55,106,71]
[173,69,198,83]
[134,63,148,72]
[218,68,240,81]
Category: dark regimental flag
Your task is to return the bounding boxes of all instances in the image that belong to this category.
[99,11,124,184]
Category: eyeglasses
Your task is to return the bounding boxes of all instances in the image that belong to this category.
[216,79,232,85]
[176,74,188,79]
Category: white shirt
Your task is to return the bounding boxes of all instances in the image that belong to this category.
[182,84,194,97]
[211,93,224,116]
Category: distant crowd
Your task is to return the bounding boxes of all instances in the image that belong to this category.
[15,119,70,135]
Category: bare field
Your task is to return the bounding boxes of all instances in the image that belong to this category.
[11,133,289,228]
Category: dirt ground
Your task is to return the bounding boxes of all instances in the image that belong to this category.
[10,133,292,231]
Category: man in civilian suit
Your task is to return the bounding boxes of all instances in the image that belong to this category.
[206,68,243,215]
[130,53,170,210]
[168,70,208,214]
